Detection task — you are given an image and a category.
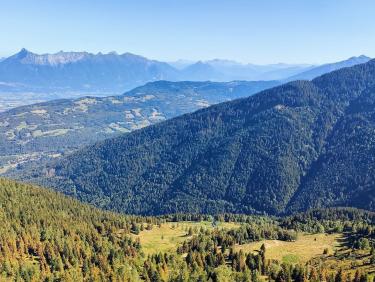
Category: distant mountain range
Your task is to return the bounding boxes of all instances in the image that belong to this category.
[0,49,308,94]
[25,59,375,216]
[178,59,313,81]
[0,49,369,100]
[0,80,278,175]
[0,49,177,93]
[287,55,371,81]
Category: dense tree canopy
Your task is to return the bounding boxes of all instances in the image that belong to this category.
[0,178,143,281]
[1,179,374,281]
[25,60,375,216]
[1,80,277,176]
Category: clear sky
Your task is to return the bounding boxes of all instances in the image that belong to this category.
[1,0,374,64]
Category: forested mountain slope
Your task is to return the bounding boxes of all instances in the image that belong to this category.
[3,177,375,281]
[0,178,142,280]
[28,60,375,215]
[286,84,375,213]
[0,80,278,175]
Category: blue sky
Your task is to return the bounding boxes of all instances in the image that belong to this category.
[1,0,374,64]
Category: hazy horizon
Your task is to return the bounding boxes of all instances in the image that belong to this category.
[0,47,371,67]
[1,0,375,64]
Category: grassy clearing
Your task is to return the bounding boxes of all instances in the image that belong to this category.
[133,221,240,255]
[133,224,375,278]
[234,233,341,264]
[312,242,375,278]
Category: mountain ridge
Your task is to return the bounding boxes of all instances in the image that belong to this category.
[5,48,158,66]
[23,59,375,216]
[0,49,179,93]
[0,50,370,109]
[0,80,279,175]
[286,55,371,81]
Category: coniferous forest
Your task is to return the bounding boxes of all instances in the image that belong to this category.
[1,3,375,280]
[2,60,375,281]
[1,178,375,281]
[24,59,375,216]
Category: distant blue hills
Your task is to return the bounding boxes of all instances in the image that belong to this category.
[286,55,371,81]
[0,49,370,94]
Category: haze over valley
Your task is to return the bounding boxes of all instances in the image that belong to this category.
[0,48,370,111]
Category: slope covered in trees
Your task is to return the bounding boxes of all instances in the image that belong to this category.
[1,178,375,281]
[27,59,375,216]
[0,80,278,176]
[0,178,144,281]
